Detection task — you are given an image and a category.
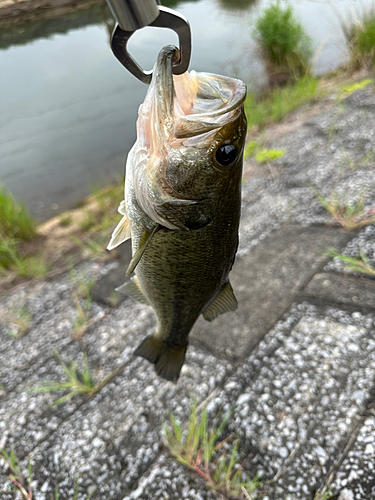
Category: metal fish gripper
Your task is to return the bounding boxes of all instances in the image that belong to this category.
[106,0,191,84]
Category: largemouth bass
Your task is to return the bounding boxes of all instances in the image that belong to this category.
[108,45,247,382]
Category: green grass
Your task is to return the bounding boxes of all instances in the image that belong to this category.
[164,402,259,499]
[8,306,32,338]
[313,189,375,231]
[0,185,36,241]
[255,148,285,163]
[313,486,334,500]
[59,214,73,227]
[244,76,319,131]
[342,78,373,94]
[326,248,375,276]
[254,1,312,85]
[0,185,48,277]
[341,7,375,69]
[0,448,96,499]
[29,351,125,407]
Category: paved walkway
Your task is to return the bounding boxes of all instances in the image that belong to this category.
[1,85,375,500]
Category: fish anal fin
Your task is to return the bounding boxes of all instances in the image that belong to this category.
[203,281,238,322]
[134,335,187,382]
[126,225,159,276]
[107,215,131,251]
[115,277,150,306]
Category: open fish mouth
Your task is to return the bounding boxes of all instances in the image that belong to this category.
[138,45,247,145]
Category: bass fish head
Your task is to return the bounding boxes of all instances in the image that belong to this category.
[131,45,247,230]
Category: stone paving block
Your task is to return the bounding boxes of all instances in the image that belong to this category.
[325,225,375,276]
[1,342,232,500]
[121,455,222,500]
[201,304,375,499]
[332,415,375,500]
[191,225,352,362]
[303,272,375,311]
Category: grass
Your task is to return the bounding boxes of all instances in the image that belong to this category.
[244,76,319,131]
[29,351,125,407]
[0,185,36,241]
[342,78,373,94]
[163,402,259,499]
[255,148,285,163]
[254,1,313,85]
[340,6,375,70]
[59,214,73,227]
[326,248,375,276]
[0,448,96,499]
[0,185,49,278]
[313,190,375,231]
[7,306,32,338]
[313,486,334,500]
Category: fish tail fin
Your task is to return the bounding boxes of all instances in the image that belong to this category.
[134,335,187,382]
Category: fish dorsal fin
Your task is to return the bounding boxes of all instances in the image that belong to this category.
[115,277,150,306]
[126,225,160,276]
[203,281,238,322]
[107,215,131,251]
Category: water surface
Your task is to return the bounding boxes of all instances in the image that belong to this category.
[0,0,371,219]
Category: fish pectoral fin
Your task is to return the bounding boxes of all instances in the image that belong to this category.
[107,215,131,251]
[115,277,150,306]
[126,225,160,276]
[134,335,187,382]
[203,281,238,322]
[118,200,127,215]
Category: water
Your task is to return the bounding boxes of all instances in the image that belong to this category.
[0,0,372,220]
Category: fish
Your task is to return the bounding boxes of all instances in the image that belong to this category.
[108,45,247,382]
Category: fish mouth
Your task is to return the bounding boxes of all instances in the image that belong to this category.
[173,68,247,139]
[147,45,247,140]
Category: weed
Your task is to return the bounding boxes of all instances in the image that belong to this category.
[244,141,260,160]
[326,248,375,276]
[79,211,98,231]
[0,448,96,499]
[313,486,334,500]
[255,148,285,163]
[59,214,73,227]
[72,235,107,259]
[0,448,33,500]
[164,402,259,499]
[245,76,319,130]
[341,7,375,69]
[8,306,32,338]
[313,190,375,231]
[29,351,124,406]
[254,2,312,85]
[0,185,36,241]
[0,235,48,278]
[69,267,96,300]
[342,78,373,94]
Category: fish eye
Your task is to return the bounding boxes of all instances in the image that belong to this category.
[215,144,237,167]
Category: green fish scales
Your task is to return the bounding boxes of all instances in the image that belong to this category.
[108,45,247,381]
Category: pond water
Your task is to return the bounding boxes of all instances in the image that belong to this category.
[0,0,372,220]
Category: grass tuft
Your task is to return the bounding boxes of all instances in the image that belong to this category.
[341,7,375,70]
[255,148,285,163]
[7,306,32,338]
[313,189,375,231]
[29,351,125,407]
[326,248,375,276]
[0,448,96,499]
[0,185,36,241]
[245,76,319,131]
[164,402,259,499]
[254,1,313,86]
[342,78,373,94]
